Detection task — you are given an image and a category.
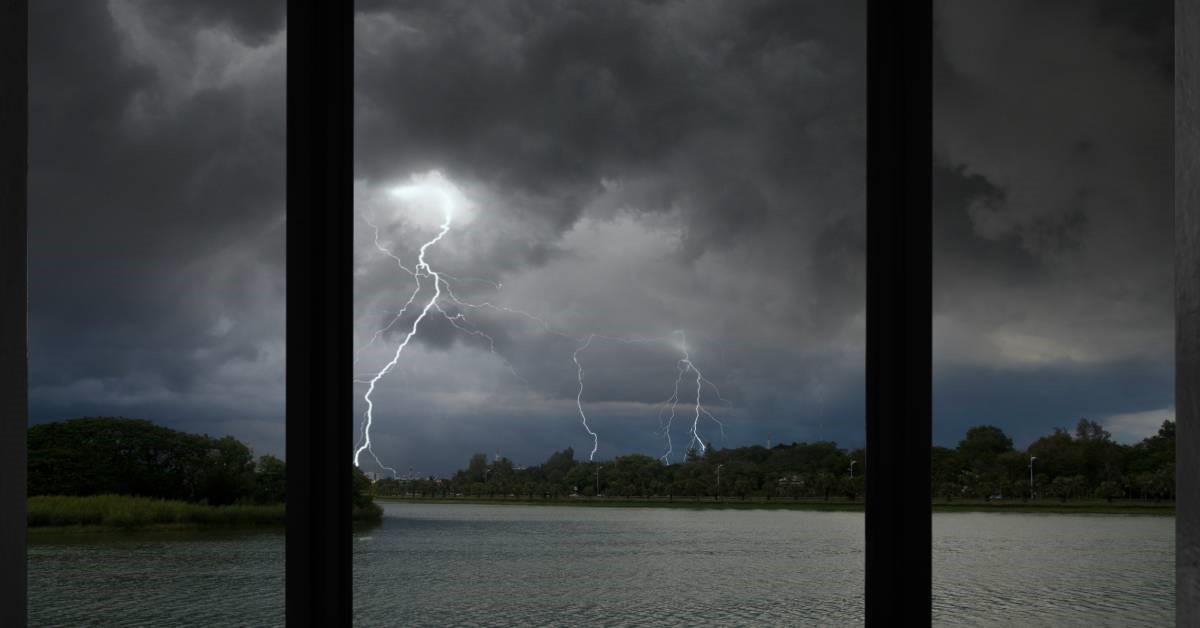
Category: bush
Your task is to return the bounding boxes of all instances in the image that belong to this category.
[28,495,285,529]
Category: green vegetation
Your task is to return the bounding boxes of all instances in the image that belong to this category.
[376,442,867,502]
[28,495,285,529]
[373,418,1174,511]
[27,415,1172,529]
[933,419,1175,503]
[375,495,1171,515]
[28,417,381,530]
[379,495,865,511]
[29,417,278,505]
[27,494,384,531]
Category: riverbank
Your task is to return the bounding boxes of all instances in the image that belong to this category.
[375,496,1174,515]
[932,500,1173,515]
[28,493,1166,534]
[27,495,383,533]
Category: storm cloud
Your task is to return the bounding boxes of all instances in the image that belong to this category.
[29,0,287,453]
[28,1,1172,475]
[931,0,1173,445]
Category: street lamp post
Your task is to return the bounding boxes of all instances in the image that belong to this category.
[595,465,601,497]
[849,460,857,479]
[1029,456,1037,500]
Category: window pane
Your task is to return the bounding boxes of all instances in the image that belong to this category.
[932,2,1174,624]
[27,2,287,625]
[352,1,867,625]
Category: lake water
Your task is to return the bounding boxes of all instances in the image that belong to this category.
[28,503,1174,626]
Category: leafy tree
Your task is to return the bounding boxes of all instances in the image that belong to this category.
[196,435,255,505]
[959,425,1014,462]
[351,466,375,509]
[463,453,488,483]
[1048,475,1088,502]
[28,417,256,504]
[1028,428,1084,481]
[253,454,287,504]
[1094,480,1123,503]
[543,447,577,486]
[1074,418,1110,442]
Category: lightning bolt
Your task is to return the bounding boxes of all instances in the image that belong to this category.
[676,331,726,458]
[354,183,452,476]
[653,331,726,463]
[355,172,731,474]
[656,358,686,463]
[573,334,599,460]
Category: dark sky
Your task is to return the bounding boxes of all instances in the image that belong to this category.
[28,1,1172,476]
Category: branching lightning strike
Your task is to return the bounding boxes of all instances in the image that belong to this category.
[353,187,451,475]
[354,174,729,476]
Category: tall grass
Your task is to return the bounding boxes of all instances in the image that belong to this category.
[28,495,285,529]
[28,494,383,530]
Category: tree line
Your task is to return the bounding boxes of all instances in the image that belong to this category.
[28,415,1172,506]
[378,440,867,501]
[934,418,1174,502]
[374,418,1175,503]
[28,417,375,511]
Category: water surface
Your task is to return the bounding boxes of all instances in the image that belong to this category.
[28,503,1173,626]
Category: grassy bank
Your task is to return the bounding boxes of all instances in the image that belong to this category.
[376,496,1174,515]
[931,500,1174,515]
[28,495,383,532]
[378,496,863,511]
[28,495,284,530]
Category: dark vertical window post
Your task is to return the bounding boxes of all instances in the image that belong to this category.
[865,1,932,624]
[1177,0,1200,623]
[0,1,27,626]
[286,1,354,626]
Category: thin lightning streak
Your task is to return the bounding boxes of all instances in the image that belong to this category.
[657,360,687,463]
[365,215,416,275]
[353,216,419,369]
[573,334,599,460]
[354,272,422,367]
[434,302,528,384]
[700,406,727,440]
[675,331,724,458]
[437,280,572,340]
[437,272,501,290]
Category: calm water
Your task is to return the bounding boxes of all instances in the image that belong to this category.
[28,503,1173,627]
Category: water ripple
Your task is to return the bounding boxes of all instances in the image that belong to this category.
[29,506,1172,627]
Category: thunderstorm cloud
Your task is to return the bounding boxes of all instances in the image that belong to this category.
[28,0,1171,474]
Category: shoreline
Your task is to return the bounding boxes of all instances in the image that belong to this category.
[376,496,1175,516]
[26,495,1172,535]
[27,522,284,536]
[26,495,383,533]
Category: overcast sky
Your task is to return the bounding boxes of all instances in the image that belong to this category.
[28,1,1172,475]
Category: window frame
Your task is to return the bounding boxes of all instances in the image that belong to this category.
[864,2,931,622]
[1175,2,1199,623]
[286,1,354,625]
[2,1,1193,626]
[0,1,28,626]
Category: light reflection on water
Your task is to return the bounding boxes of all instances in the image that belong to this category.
[28,503,1172,627]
